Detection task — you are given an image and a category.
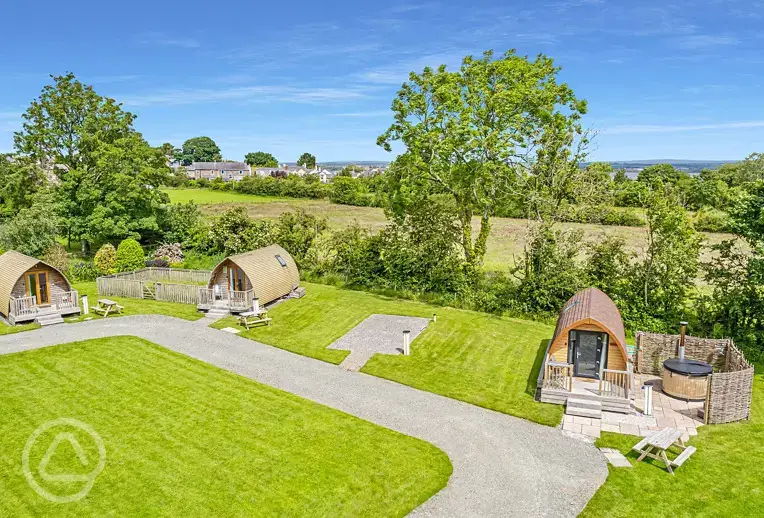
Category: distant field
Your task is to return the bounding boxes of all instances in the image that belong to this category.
[164,188,289,205]
[166,188,737,271]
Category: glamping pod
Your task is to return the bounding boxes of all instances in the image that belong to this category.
[538,287,633,413]
[198,244,300,313]
[0,250,81,325]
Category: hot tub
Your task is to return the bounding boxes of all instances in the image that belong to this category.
[662,359,712,401]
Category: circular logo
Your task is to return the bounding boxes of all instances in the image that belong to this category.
[22,418,106,503]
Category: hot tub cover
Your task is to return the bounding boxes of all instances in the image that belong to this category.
[663,358,713,377]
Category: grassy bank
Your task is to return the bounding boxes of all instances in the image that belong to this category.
[583,364,764,516]
[213,282,562,426]
[0,336,452,516]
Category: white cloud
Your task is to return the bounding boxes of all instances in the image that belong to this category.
[121,85,372,106]
[677,34,739,50]
[605,121,764,135]
[328,110,391,118]
[137,32,200,49]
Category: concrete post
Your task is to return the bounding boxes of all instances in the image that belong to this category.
[253,298,260,313]
[82,295,89,315]
[432,314,437,322]
[403,330,411,356]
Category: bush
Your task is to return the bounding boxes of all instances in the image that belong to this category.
[692,206,732,232]
[153,243,184,265]
[43,244,71,276]
[69,260,99,282]
[274,210,328,268]
[0,202,59,257]
[115,238,146,272]
[94,243,117,274]
[145,258,170,268]
[158,202,204,246]
[205,207,274,255]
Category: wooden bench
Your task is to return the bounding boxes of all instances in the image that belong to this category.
[632,428,696,474]
[238,310,271,330]
[91,299,124,317]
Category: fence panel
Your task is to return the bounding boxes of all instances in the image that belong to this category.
[155,283,200,304]
[97,277,145,299]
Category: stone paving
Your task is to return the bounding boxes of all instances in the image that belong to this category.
[328,314,431,371]
[562,374,705,442]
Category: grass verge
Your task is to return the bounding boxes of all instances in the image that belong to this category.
[0,336,452,516]
[212,282,562,426]
[582,363,764,516]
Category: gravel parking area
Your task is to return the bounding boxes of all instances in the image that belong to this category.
[0,316,607,517]
[328,314,431,370]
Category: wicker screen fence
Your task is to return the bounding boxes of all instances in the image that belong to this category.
[636,332,754,424]
[97,268,211,305]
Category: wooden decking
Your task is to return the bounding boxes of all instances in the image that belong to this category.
[540,377,633,413]
[8,290,80,325]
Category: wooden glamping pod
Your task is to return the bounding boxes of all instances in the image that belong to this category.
[538,287,633,413]
[0,250,81,325]
[198,244,300,313]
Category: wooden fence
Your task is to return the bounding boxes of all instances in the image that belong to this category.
[97,268,210,304]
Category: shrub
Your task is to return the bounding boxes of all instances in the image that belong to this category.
[0,202,59,257]
[94,243,117,274]
[43,244,71,276]
[115,238,146,272]
[692,206,732,232]
[274,210,328,268]
[205,207,274,255]
[153,243,184,265]
[69,260,99,282]
[145,258,170,268]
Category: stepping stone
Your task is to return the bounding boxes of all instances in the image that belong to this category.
[600,448,632,468]
[220,327,241,334]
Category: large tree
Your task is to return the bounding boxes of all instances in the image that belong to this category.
[0,154,46,217]
[177,136,222,165]
[377,50,587,269]
[297,152,316,169]
[245,151,278,167]
[13,73,169,250]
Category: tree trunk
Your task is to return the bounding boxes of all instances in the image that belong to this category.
[460,206,474,264]
[81,239,90,255]
[472,210,492,268]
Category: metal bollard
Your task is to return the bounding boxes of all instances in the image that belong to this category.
[403,330,411,356]
[82,295,89,315]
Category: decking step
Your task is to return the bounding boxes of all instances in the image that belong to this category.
[35,314,64,326]
[566,398,602,419]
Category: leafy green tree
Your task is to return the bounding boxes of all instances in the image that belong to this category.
[94,243,117,274]
[245,151,278,167]
[378,50,587,269]
[339,164,363,177]
[115,238,145,272]
[13,73,170,250]
[159,142,180,164]
[205,207,273,255]
[43,244,71,276]
[584,236,632,303]
[0,199,59,256]
[637,164,691,187]
[613,169,629,184]
[0,154,46,216]
[177,136,222,165]
[158,202,204,246]
[297,153,316,169]
[273,209,328,268]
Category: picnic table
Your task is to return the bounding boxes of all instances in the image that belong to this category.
[91,298,124,318]
[633,427,696,474]
[238,308,271,329]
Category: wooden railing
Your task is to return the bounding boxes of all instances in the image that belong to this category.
[98,277,145,299]
[543,362,573,392]
[53,290,79,311]
[198,287,253,311]
[10,295,37,317]
[155,283,199,305]
[599,367,630,399]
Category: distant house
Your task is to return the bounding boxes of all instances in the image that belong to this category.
[253,167,282,177]
[318,169,336,183]
[186,162,251,181]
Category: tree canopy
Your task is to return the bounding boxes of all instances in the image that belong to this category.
[378,49,587,268]
[12,73,169,249]
[177,136,222,165]
[245,151,278,167]
[297,152,316,169]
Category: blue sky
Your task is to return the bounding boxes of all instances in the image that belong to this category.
[1,0,762,162]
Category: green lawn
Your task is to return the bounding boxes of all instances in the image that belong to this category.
[164,188,290,205]
[583,364,764,516]
[0,336,451,516]
[213,282,561,426]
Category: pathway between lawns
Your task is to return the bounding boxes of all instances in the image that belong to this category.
[0,316,607,517]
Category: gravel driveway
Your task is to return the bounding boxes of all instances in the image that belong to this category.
[0,316,607,516]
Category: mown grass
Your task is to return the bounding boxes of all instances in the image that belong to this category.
[583,363,764,517]
[0,336,452,516]
[71,282,203,322]
[163,188,289,205]
[212,282,562,426]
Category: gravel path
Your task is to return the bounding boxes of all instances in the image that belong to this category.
[328,314,431,370]
[0,316,607,516]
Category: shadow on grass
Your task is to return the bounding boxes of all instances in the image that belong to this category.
[526,339,550,397]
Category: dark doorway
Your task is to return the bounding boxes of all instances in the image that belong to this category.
[571,330,607,379]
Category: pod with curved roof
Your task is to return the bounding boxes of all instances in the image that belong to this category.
[199,244,300,312]
[548,287,628,378]
[0,250,81,325]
